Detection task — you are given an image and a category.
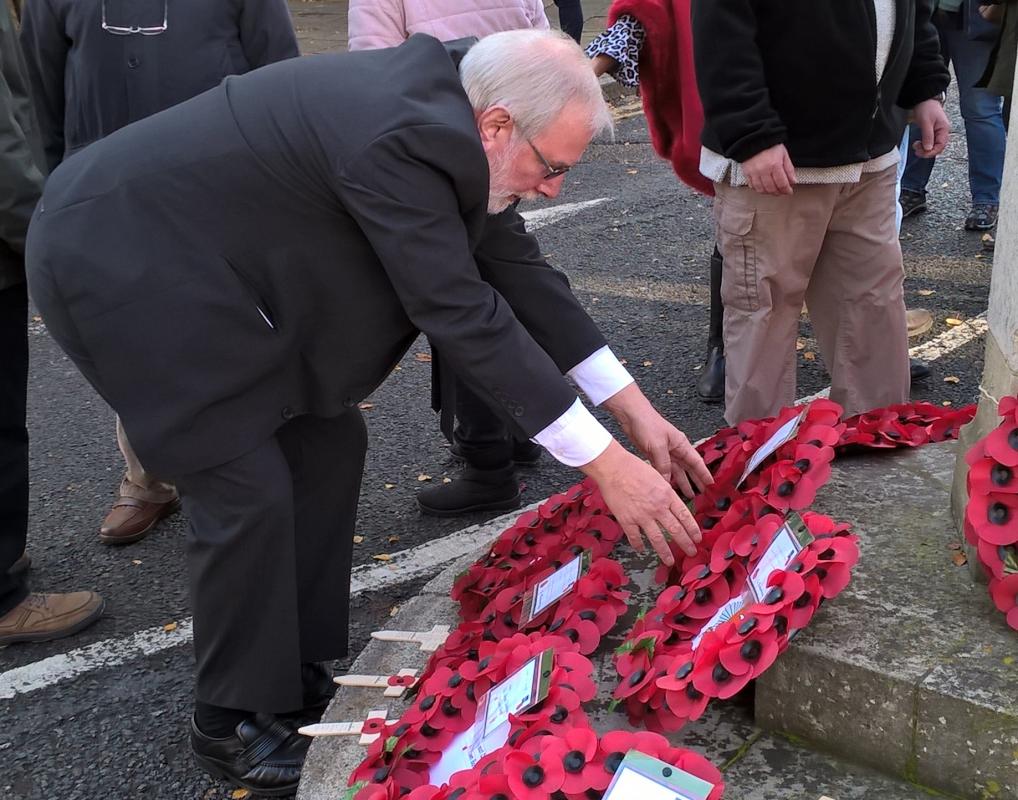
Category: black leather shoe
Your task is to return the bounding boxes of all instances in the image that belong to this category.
[417,466,521,517]
[191,713,310,797]
[449,439,543,467]
[909,358,931,383]
[696,346,725,403]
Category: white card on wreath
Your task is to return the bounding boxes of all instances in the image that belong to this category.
[737,409,807,487]
[602,751,715,800]
[747,512,814,602]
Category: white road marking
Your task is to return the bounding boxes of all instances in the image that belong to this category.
[796,313,988,406]
[521,198,610,230]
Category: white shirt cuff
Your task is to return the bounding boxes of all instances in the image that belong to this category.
[533,398,613,467]
[567,346,634,406]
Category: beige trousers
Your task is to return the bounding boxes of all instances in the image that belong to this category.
[116,416,177,502]
[714,165,910,424]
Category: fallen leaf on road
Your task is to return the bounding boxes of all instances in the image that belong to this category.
[666,389,674,395]
[945,318,963,326]
[417,474,431,482]
[388,535,400,544]
[802,351,816,361]
[131,559,142,566]
[231,790,251,800]
[353,535,364,544]
[626,168,639,175]
[943,376,960,384]
[358,402,374,410]
[163,623,178,633]
[442,477,452,484]
[373,554,393,562]
[917,289,935,297]
[942,401,952,406]
[414,352,432,363]
[619,358,628,365]
[947,541,963,551]
[389,606,400,617]
[384,483,396,489]
[32,315,41,322]
[642,360,653,367]
[795,338,806,351]
[951,552,968,567]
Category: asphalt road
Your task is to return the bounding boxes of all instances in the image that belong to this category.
[0,100,994,799]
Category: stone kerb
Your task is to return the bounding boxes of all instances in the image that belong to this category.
[757,442,1018,800]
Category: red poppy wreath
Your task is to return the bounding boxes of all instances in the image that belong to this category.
[964,395,1018,631]
[343,400,973,800]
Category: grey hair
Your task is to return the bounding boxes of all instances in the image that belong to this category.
[459,29,613,140]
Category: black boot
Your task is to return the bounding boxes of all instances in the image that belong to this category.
[417,464,521,517]
[696,246,726,403]
[909,358,931,382]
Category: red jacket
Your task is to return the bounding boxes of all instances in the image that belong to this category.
[607,0,713,196]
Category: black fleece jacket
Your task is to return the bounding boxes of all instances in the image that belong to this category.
[691,0,950,167]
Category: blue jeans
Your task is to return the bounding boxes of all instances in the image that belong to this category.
[901,12,1006,205]
[554,0,583,43]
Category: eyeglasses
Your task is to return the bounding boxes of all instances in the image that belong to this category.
[526,138,570,180]
[102,0,168,35]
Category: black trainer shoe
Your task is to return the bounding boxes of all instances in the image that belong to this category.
[899,189,927,218]
[909,358,931,383]
[417,466,521,517]
[695,345,725,404]
[965,204,998,231]
[191,713,309,797]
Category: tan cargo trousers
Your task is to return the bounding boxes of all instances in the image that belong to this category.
[713,164,910,424]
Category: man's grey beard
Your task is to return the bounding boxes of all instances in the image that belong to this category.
[486,141,517,215]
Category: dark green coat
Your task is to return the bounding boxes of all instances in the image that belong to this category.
[0,1,45,291]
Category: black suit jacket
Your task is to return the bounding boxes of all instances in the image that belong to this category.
[26,36,606,477]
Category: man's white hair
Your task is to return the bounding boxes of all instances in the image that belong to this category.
[459,29,613,140]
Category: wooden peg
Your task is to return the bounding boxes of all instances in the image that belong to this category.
[335,669,419,697]
[371,624,450,652]
[297,708,398,744]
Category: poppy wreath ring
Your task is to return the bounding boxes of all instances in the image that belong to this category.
[346,400,973,799]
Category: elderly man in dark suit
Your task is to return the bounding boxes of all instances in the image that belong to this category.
[19,0,299,545]
[26,29,711,794]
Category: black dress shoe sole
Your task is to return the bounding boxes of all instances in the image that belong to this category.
[696,390,725,404]
[417,492,522,518]
[193,751,300,798]
[99,498,181,545]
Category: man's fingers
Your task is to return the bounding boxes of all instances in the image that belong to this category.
[621,521,646,555]
[920,120,935,153]
[679,446,714,490]
[648,443,671,479]
[672,467,695,500]
[782,152,797,188]
[670,498,702,545]
[772,165,792,195]
[759,172,778,195]
[643,522,677,565]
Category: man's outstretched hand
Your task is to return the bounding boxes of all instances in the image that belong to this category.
[581,441,702,566]
[602,384,714,497]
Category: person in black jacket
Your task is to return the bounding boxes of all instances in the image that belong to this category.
[26,31,712,793]
[0,0,104,646]
[19,0,299,545]
[692,0,951,425]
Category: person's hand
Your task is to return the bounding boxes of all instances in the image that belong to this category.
[591,54,618,77]
[979,4,1004,23]
[580,441,701,565]
[912,98,951,159]
[602,384,713,498]
[742,143,796,195]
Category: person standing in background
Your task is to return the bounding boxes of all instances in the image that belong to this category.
[0,0,104,646]
[19,0,299,545]
[555,0,585,42]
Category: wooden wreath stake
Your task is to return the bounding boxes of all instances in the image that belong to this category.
[371,625,450,652]
[297,708,398,743]
[335,669,419,697]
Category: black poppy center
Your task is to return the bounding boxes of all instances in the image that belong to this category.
[776,481,796,498]
[737,617,758,635]
[548,617,565,633]
[793,591,813,609]
[419,695,436,711]
[794,458,812,472]
[373,767,390,782]
[988,502,1010,526]
[605,752,625,774]
[551,705,569,724]
[442,698,459,716]
[685,684,703,700]
[564,628,580,643]
[579,610,597,621]
[1008,427,1018,451]
[702,517,717,530]
[715,496,732,511]
[522,765,545,788]
[764,586,784,605]
[992,464,1014,487]
[449,790,466,800]
[741,639,762,662]
[712,664,731,684]
[629,668,646,687]
[675,661,694,680]
[564,751,586,773]
[448,673,463,688]
[695,587,712,604]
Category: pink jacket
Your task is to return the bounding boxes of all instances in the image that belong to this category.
[348,0,550,51]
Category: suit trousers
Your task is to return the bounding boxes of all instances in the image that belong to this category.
[173,411,367,712]
[0,282,30,616]
[714,165,910,424]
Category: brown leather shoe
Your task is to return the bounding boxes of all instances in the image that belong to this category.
[100,496,181,545]
[0,592,104,645]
